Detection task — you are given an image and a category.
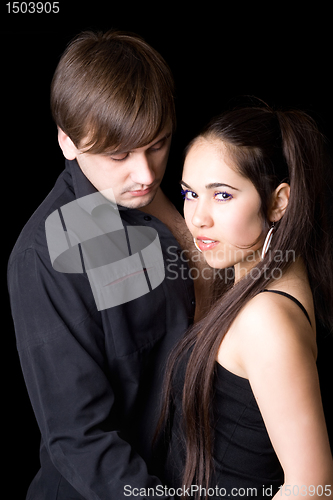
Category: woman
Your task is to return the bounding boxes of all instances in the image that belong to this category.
[158,105,333,499]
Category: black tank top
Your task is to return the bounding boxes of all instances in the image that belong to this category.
[163,291,311,499]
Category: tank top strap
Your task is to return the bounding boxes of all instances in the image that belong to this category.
[259,289,312,326]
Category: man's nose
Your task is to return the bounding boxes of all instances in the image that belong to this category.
[130,154,155,186]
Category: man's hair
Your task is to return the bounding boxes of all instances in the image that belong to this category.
[50,30,176,154]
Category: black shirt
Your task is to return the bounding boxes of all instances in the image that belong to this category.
[7,159,195,500]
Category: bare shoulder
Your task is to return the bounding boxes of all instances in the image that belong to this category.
[236,289,315,339]
[231,292,333,487]
[234,290,317,374]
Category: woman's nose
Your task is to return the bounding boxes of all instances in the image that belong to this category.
[191,202,213,228]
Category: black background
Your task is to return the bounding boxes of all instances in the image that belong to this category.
[3,3,333,498]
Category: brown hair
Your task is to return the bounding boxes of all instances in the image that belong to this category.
[157,105,333,499]
[50,30,176,153]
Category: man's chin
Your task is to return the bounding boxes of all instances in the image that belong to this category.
[117,190,157,210]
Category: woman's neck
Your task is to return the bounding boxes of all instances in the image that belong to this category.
[233,253,311,301]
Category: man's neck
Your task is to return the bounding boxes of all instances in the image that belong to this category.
[138,187,174,220]
[138,187,190,247]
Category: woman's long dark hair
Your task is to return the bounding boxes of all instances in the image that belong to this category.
[157,105,333,499]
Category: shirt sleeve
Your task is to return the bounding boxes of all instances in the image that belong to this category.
[8,247,173,500]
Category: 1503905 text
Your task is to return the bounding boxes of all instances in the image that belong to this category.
[278,485,332,496]
[6,2,60,13]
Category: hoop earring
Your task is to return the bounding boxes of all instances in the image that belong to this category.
[261,222,275,260]
[193,238,202,253]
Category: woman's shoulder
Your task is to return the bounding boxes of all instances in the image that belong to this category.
[247,286,313,321]
[237,289,314,338]
[217,287,315,378]
[234,289,317,370]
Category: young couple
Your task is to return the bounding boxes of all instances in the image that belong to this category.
[8,30,333,499]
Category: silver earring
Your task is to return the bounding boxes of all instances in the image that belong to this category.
[261,222,275,260]
[193,237,202,253]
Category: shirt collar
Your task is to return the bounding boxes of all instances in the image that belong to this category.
[66,158,130,214]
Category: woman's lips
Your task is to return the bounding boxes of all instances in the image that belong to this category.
[195,237,220,251]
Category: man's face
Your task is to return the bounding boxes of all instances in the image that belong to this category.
[58,126,172,209]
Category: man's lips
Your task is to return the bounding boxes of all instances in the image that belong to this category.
[195,236,220,251]
[127,186,153,197]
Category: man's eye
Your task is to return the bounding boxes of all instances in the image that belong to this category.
[149,139,165,152]
[150,133,171,152]
[214,191,233,202]
[181,189,198,200]
[110,152,129,162]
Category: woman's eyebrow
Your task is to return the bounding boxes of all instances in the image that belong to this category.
[180,180,192,189]
[180,180,239,191]
[205,182,239,191]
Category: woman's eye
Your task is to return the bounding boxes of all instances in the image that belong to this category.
[181,189,198,200]
[214,191,233,202]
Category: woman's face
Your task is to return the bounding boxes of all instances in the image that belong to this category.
[182,137,265,276]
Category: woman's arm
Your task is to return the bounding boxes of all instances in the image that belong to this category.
[237,293,333,500]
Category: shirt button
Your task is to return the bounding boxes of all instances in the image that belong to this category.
[191,300,196,306]
[144,215,152,221]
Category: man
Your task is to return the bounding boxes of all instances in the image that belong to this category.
[8,30,209,499]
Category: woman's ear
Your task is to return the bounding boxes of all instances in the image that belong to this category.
[268,182,290,222]
[57,128,79,160]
